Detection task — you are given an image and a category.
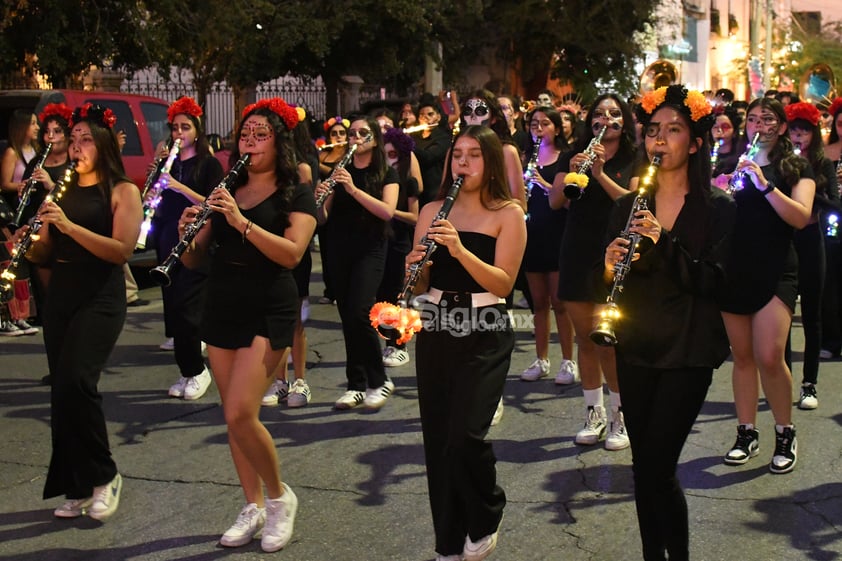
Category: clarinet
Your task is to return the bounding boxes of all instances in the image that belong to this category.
[315,134,371,208]
[397,175,465,307]
[0,160,75,303]
[727,132,760,195]
[563,121,619,200]
[523,136,542,202]
[141,137,174,200]
[136,139,182,249]
[710,138,723,169]
[11,143,52,228]
[590,155,661,346]
[149,153,250,287]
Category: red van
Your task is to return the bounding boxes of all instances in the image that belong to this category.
[0,89,170,189]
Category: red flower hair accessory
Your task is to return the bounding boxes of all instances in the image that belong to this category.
[828,97,842,120]
[323,116,350,132]
[70,103,117,129]
[167,96,203,123]
[784,101,821,126]
[242,97,299,131]
[39,103,73,126]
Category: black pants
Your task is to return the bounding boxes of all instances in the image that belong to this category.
[617,359,713,561]
[376,236,411,349]
[327,237,387,391]
[788,222,825,384]
[416,306,512,556]
[821,236,842,354]
[161,265,208,378]
[43,263,125,500]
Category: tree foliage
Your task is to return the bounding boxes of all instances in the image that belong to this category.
[788,20,842,104]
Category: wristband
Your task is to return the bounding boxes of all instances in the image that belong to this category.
[761,181,775,196]
[242,220,253,243]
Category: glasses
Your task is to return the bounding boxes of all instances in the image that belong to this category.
[239,126,274,142]
[593,109,623,120]
[329,129,347,137]
[530,119,553,129]
[463,104,489,117]
[746,115,779,126]
[386,149,399,159]
[348,128,371,139]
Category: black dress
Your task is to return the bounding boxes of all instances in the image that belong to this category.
[415,231,512,557]
[200,183,316,350]
[719,164,813,314]
[525,159,567,272]
[557,149,635,301]
[43,183,125,500]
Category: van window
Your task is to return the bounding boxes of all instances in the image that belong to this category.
[142,102,170,149]
[88,99,142,156]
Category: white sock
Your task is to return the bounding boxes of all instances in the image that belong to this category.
[608,390,622,412]
[583,388,604,409]
[775,424,794,433]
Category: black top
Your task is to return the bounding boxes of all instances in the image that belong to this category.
[602,187,736,368]
[52,183,111,263]
[429,231,496,294]
[557,148,636,301]
[326,163,399,241]
[413,126,452,207]
[719,162,814,314]
[525,159,567,272]
[391,176,420,247]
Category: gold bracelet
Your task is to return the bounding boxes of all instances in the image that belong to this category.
[242,220,253,243]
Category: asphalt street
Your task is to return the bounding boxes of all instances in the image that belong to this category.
[0,253,840,561]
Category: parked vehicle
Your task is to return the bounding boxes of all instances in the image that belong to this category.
[0,89,170,189]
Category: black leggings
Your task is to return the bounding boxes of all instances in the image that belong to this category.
[786,222,825,384]
[617,359,713,561]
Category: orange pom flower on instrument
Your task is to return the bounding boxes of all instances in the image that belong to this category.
[369,302,422,345]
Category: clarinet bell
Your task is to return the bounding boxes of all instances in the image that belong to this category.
[149,263,173,287]
[563,183,584,201]
[589,303,620,346]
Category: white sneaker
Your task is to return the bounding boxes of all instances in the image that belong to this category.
[183,368,212,400]
[514,296,530,309]
[463,530,498,561]
[220,503,265,547]
[382,346,410,367]
[261,483,299,552]
[575,405,607,445]
[334,390,366,410]
[798,384,818,410]
[520,358,550,381]
[554,359,580,385]
[437,555,463,561]
[300,299,310,323]
[605,408,630,451]
[13,319,39,335]
[88,473,122,521]
[54,496,93,518]
[0,321,25,337]
[262,380,290,406]
[491,398,504,426]
[159,337,174,351]
[364,379,395,410]
[201,341,208,355]
[168,376,188,398]
[287,379,311,408]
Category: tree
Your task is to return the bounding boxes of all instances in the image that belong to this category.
[787,20,842,105]
[1,0,162,88]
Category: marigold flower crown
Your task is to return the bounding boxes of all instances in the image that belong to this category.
[324,116,350,132]
[640,85,714,133]
[167,96,203,123]
[70,103,117,129]
[785,101,821,127]
[39,103,73,126]
[242,97,300,131]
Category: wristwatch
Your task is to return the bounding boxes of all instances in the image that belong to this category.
[761,181,775,195]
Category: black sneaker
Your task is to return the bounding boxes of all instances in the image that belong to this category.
[724,425,760,465]
[769,426,797,474]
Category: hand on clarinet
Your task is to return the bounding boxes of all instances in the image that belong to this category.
[178,205,202,237]
[38,200,72,233]
[426,218,464,257]
[206,188,245,230]
[629,209,661,244]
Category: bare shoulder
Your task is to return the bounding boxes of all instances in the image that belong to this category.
[113,181,141,203]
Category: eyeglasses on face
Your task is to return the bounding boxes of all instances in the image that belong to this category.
[347,128,371,139]
[593,109,623,120]
[463,104,489,118]
[330,129,347,137]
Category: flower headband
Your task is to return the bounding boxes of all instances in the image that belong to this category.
[784,101,821,127]
[70,103,117,129]
[39,103,73,126]
[827,97,842,120]
[167,96,203,123]
[242,97,299,131]
[383,127,415,155]
[640,85,714,134]
[324,116,350,132]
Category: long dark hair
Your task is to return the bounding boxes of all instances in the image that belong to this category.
[524,106,569,158]
[574,93,637,160]
[8,109,38,161]
[347,114,389,199]
[173,113,212,159]
[441,125,512,209]
[788,117,830,197]
[70,116,131,205]
[746,97,808,188]
[461,89,513,144]
[230,107,298,192]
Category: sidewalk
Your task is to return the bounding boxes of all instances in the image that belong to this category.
[0,256,840,560]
